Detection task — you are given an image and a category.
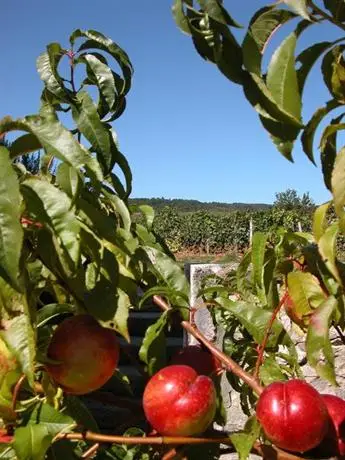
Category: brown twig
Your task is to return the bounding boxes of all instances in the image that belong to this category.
[81,443,100,458]
[54,431,305,460]
[254,291,289,380]
[56,432,232,445]
[334,324,345,346]
[11,374,27,411]
[152,295,263,396]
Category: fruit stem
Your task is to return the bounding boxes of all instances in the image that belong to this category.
[152,295,264,396]
[253,290,289,381]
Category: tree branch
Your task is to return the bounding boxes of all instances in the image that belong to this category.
[152,295,263,396]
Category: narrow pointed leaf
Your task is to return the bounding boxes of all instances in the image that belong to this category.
[172,0,193,34]
[197,0,242,27]
[142,246,189,302]
[321,113,344,190]
[301,99,340,164]
[297,41,332,93]
[71,91,111,173]
[80,53,117,110]
[139,311,168,375]
[287,272,326,326]
[56,163,82,201]
[1,116,103,181]
[70,29,133,95]
[216,297,292,348]
[266,33,302,121]
[306,296,337,385]
[230,416,261,460]
[2,313,36,387]
[9,134,42,158]
[251,232,268,289]
[0,147,23,290]
[332,146,345,216]
[313,202,332,241]
[36,43,72,102]
[283,0,311,19]
[318,222,341,284]
[21,179,80,273]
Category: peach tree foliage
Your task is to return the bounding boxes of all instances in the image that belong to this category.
[0,0,343,459]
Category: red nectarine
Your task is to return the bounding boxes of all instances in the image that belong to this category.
[46,314,120,395]
[143,364,216,436]
[170,345,222,376]
[256,379,329,453]
[320,394,345,457]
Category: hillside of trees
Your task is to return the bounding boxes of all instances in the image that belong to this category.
[129,197,271,213]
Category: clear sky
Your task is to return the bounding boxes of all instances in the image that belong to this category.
[1,1,341,204]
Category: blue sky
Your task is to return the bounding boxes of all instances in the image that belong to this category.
[1,1,341,204]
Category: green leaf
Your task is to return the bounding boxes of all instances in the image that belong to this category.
[71,91,111,173]
[323,0,345,21]
[1,116,103,182]
[139,205,155,230]
[102,189,131,232]
[306,296,337,385]
[21,178,81,275]
[36,43,72,102]
[70,29,133,96]
[318,222,341,284]
[322,45,345,101]
[242,9,303,127]
[14,425,52,460]
[237,249,251,293]
[230,416,261,460]
[9,134,42,158]
[36,304,75,328]
[216,297,291,348]
[112,288,130,342]
[142,246,189,302]
[259,355,287,385]
[139,286,189,311]
[313,202,332,242]
[320,122,345,152]
[172,0,193,35]
[56,163,82,201]
[301,99,340,164]
[332,146,345,217]
[14,403,74,460]
[197,0,242,27]
[0,336,22,419]
[243,8,296,76]
[1,313,36,387]
[266,33,302,121]
[287,271,326,325]
[259,116,300,161]
[321,113,345,191]
[139,311,168,375]
[251,232,268,289]
[80,53,117,110]
[283,0,311,20]
[0,147,23,290]
[297,41,333,94]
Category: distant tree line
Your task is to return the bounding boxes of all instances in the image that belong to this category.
[129,197,271,214]
[134,190,316,253]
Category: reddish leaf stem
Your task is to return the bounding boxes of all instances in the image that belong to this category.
[254,291,289,381]
[152,295,263,396]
